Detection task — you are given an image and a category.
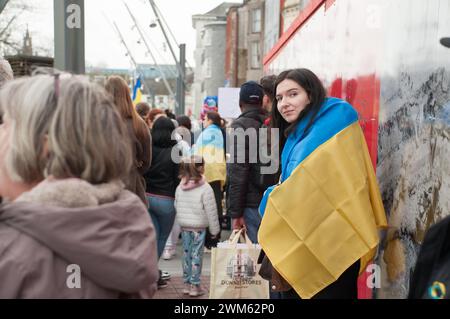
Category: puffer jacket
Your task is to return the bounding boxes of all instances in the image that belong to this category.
[174,177,220,236]
[0,178,159,298]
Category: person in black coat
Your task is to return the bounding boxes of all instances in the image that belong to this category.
[227,81,268,244]
[408,215,450,299]
[144,117,180,289]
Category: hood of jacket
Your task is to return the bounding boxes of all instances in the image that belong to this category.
[0,178,158,293]
[179,176,206,191]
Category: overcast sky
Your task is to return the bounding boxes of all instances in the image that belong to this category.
[8,0,242,69]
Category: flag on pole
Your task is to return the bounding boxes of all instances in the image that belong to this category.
[132,77,142,104]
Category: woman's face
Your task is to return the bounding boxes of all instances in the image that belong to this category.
[203,116,212,128]
[276,79,311,123]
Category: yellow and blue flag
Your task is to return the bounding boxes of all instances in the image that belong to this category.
[132,77,142,105]
[258,97,387,299]
[192,124,226,185]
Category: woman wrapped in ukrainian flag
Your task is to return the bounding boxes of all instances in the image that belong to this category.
[258,69,388,299]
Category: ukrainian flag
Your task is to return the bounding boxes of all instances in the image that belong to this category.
[258,97,387,299]
[192,124,226,186]
[132,77,142,105]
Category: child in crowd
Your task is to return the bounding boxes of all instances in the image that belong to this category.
[174,155,220,297]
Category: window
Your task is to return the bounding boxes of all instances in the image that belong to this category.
[252,8,262,33]
[250,41,260,69]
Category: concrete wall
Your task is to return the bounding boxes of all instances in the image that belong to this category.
[192,18,226,117]
[264,0,281,56]
[204,22,227,96]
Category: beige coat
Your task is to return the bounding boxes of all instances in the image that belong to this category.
[0,178,158,298]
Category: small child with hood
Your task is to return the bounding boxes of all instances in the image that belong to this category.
[174,155,220,297]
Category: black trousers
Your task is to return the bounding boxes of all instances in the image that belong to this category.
[204,181,224,248]
[281,260,360,299]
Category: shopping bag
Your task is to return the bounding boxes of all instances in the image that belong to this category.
[209,229,270,299]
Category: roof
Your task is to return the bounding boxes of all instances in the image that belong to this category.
[193,2,241,20]
[206,2,241,16]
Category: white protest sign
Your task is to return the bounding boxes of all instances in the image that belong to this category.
[218,87,241,119]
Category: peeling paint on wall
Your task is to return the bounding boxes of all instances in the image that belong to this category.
[377,69,450,298]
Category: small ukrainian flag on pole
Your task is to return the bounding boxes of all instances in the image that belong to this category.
[132,76,142,105]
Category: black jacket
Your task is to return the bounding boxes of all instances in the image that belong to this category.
[408,215,450,299]
[226,107,269,218]
[144,145,180,198]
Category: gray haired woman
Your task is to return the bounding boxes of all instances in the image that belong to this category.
[0,73,158,298]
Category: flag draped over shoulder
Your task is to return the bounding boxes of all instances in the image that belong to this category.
[258,97,387,299]
[192,124,226,185]
[132,77,142,105]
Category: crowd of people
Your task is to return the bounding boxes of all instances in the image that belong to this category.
[0,54,448,299]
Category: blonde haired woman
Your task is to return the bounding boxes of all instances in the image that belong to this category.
[105,76,152,205]
[0,73,158,298]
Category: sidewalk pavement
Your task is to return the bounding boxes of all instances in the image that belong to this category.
[153,230,231,299]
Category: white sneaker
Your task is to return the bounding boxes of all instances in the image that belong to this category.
[189,284,205,297]
[161,270,171,280]
[162,249,172,260]
[183,283,190,295]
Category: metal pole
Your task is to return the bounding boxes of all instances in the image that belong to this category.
[148,0,183,80]
[54,0,85,74]
[123,2,175,103]
[112,21,138,68]
[176,44,186,115]
[0,0,9,14]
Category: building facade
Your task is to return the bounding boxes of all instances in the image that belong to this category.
[192,3,239,118]
[225,0,265,88]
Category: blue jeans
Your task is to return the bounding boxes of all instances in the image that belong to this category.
[181,230,206,285]
[147,195,176,259]
[244,207,262,243]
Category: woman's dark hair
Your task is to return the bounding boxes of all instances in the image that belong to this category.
[165,109,176,120]
[206,111,222,127]
[176,115,192,131]
[136,102,150,119]
[151,116,177,148]
[271,68,326,148]
[260,75,277,101]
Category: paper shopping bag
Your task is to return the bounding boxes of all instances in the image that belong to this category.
[209,229,269,299]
